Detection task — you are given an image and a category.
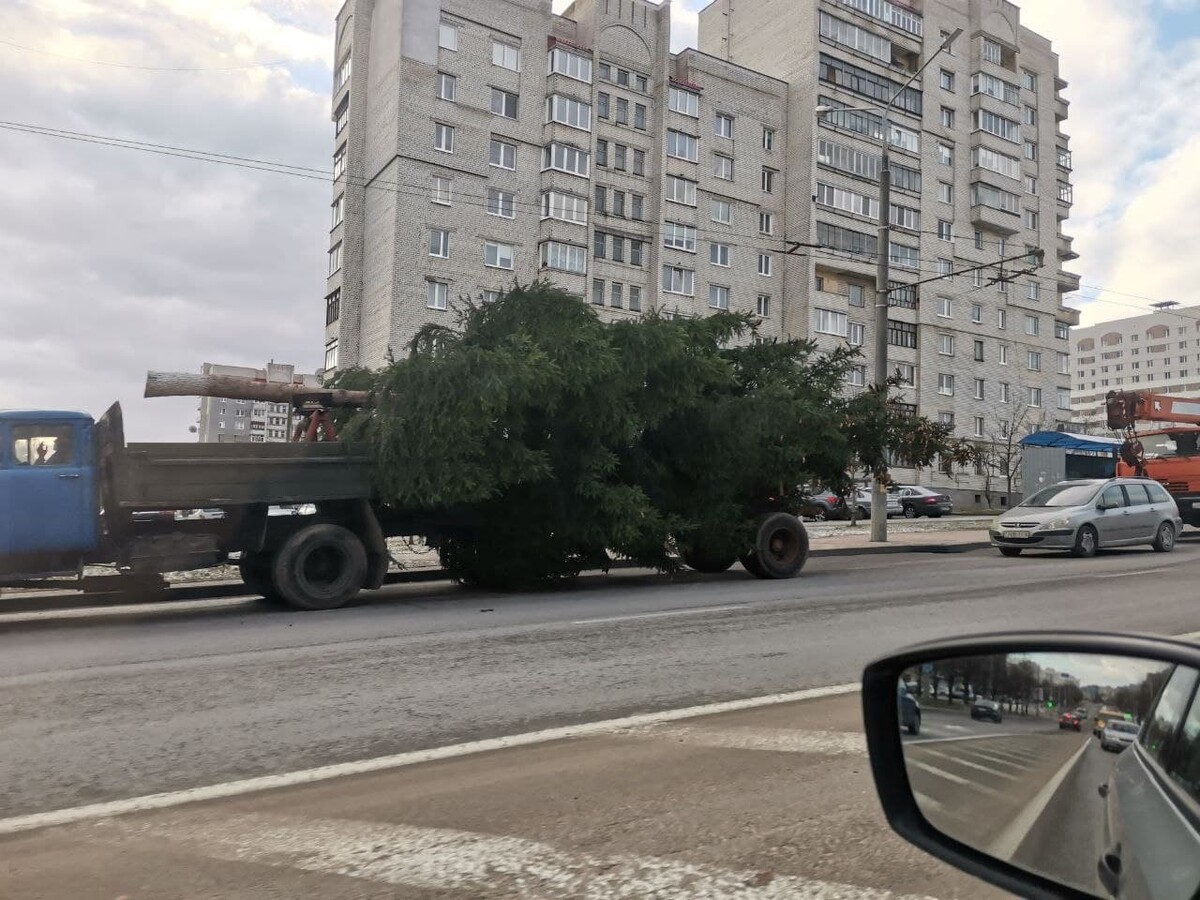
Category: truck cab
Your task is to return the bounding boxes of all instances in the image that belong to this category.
[0,410,99,577]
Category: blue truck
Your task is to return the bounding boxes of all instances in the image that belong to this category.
[0,403,392,609]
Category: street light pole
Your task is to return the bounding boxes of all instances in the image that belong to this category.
[817,27,961,543]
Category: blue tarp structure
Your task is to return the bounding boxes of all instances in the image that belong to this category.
[1019,431,1121,454]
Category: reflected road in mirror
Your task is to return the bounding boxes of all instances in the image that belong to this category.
[898,652,1200,899]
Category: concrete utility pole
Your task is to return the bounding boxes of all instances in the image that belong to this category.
[817,27,961,543]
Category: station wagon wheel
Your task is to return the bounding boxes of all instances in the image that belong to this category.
[903,505,917,519]
[1152,521,1176,553]
[1071,524,1098,558]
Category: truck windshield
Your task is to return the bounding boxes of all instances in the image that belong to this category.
[1020,483,1101,508]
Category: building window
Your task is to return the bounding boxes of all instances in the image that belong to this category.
[549,47,592,83]
[487,188,516,219]
[972,145,1022,180]
[490,138,517,170]
[1057,351,1070,375]
[758,253,773,276]
[1022,69,1037,91]
[940,69,954,91]
[714,113,734,138]
[614,97,629,125]
[668,86,700,117]
[663,221,697,251]
[662,265,695,296]
[484,241,514,270]
[848,284,865,307]
[815,307,848,336]
[328,241,342,274]
[973,339,985,362]
[974,378,985,400]
[970,303,982,324]
[998,309,1007,330]
[888,320,918,349]
[630,239,643,267]
[591,278,604,305]
[428,228,450,258]
[438,22,458,51]
[635,103,647,130]
[542,142,588,176]
[426,279,448,310]
[847,366,867,388]
[665,175,698,206]
[437,72,456,101]
[1027,350,1042,371]
[1024,140,1038,160]
[325,288,341,325]
[889,241,920,269]
[610,282,623,308]
[1025,314,1040,336]
[763,127,775,150]
[938,373,955,396]
[709,242,731,267]
[1025,174,1038,194]
[818,53,922,115]
[849,322,865,346]
[937,296,952,318]
[335,54,352,91]
[758,212,774,236]
[757,293,771,317]
[539,240,586,273]
[1055,321,1069,340]
[938,143,953,165]
[333,143,346,178]
[1027,281,1041,301]
[711,197,732,223]
[597,92,610,119]
[434,122,455,153]
[709,284,730,310]
[633,149,646,176]
[541,190,588,224]
[323,338,339,371]
[713,153,734,180]
[331,193,344,227]
[629,285,642,312]
[492,41,520,71]
[938,333,954,356]
[938,182,953,204]
[432,175,452,205]
[491,87,519,119]
[1057,388,1071,410]
[1024,209,1039,230]
[940,106,955,128]
[971,181,1021,214]
[546,94,591,130]
[937,219,953,242]
[1028,386,1043,408]
[614,144,627,170]
[667,129,699,162]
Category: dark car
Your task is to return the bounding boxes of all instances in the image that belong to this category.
[970,698,1003,723]
[895,485,953,518]
[801,487,843,521]
[898,683,921,736]
[1058,711,1082,731]
[1100,664,1200,898]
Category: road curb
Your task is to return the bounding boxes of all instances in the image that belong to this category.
[812,540,991,557]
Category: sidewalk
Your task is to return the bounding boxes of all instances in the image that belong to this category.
[809,516,991,556]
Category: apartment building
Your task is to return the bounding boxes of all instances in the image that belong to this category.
[325,0,1079,508]
[195,362,319,443]
[1071,304,1200,428]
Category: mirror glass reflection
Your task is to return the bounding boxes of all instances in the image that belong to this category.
[897,652,1200,899]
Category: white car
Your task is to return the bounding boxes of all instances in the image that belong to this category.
[1100,719,1139,752]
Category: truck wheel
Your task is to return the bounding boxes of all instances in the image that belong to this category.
[681,547,736,574]
[271,524,367,610]
[239,554,282,603]
[739,552,766,577]
[746,513,809,579]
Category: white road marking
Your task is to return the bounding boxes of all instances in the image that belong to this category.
[942,724,970,732]
[987,737,1092,860]
[1095,569,1169,579]
[918,748,1018,780]
[90,813,942,900]
[960,749,1030,771]
[572,604,749,625]
[905,732,1022,746]
[912,791,947,815]
[0,681,859,836]
[630,726,866,756]
[908,760,997,795]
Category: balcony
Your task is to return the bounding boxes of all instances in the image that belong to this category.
[1057,147,1073,171]
[971,203,1021,236]
[1057,305,1081,327]
[1058,234,1079,261]
[1058,270,1082,293]
[1055,95,1069,122]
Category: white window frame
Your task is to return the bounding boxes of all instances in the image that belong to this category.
[709,284,730,310]
[487,187,516,219]
[437,72,456,101]
[759,211,774,235]
[490,138,517,170]
[438,22,458,51]
[484,240,514,270]
[426,279,449,310]
[665,175,697,206]
[713,153,734,180]
[714,112,734,139]
[328,242,342,274]
[815,307,848,337]
[758,253,773,277]
[668,86,700,117]
[937,296,952,318]
[492,41,521,71]
[663,221,697,252]
[491,87,519,119]
[711,197,732,224]
[757,293,771,317]
[541,190,588,224]
[542,142,589,177]
[938,333,954,356]
[666,129,699,162]
[548,47,592,83]
[709,242,731,267]
[661,264,695,296]
[938,373,955,396]
[431,175,452,206]
[428,228,450,258]
[434,122,455,153]
[546,94,592,131]
[539,240,587,274]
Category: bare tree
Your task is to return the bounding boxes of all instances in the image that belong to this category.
[978,385,1047,508]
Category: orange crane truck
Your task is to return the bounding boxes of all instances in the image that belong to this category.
[1107,389,1200,525]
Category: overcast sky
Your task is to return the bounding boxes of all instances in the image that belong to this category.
[1,0,1198,440]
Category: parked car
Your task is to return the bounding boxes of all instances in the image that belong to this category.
[1100,719,1140,752]
[1058,711,1083,731]
[800,487,843,521]
[894,485,953,518]
[898,682,921,736]
[849,489,903,520]
[969,698,1003,723]
[990,476,1182,558]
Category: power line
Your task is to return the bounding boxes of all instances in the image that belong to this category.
[0,37,294,71]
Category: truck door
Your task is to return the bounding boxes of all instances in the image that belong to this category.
[0,419,98,556]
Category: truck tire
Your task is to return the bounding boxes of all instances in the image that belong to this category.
[739,552,766,578]
[681,547,736,574]
[745,513,810,579]
[239,554,282,604]
[271,523,367,610]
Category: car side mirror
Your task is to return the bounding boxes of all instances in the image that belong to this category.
[861,632,1200,900]
[1096,501,1112,511]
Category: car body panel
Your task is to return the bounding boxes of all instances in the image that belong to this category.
[895,485,953,518]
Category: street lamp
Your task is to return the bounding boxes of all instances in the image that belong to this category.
[816,27,961,542]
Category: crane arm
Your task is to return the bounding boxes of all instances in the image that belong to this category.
[1106,389,1200,430]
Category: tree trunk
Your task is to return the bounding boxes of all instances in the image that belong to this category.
[144,372,369,407]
